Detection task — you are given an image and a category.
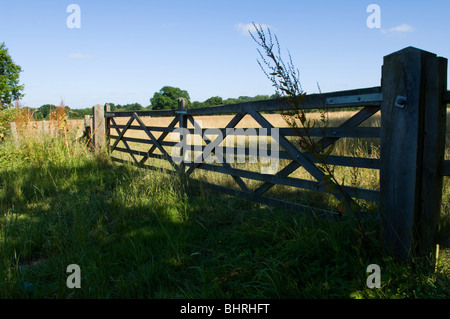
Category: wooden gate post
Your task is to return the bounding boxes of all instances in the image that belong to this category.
[104,104,111,152]
[177,98,188,172]
[93,104,107,151]
[10,122,19,147]
[380,47,447,262]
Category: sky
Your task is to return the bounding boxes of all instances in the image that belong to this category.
[1,0,449,109]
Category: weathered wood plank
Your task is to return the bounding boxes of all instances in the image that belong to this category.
[245,104,368,215]
[187,114,251,192]
[110,117,139,165]
[109,135,178,147]
[185,112,246,176]
[106,87,381,118]
[108,110,177,118]
[132,113,180,172]
[113,146,167,161]
[253,106,380,196]
[380,48,422,259]
[178,98,188,173]
[173,143,380,169]
[314,106,380,150]
[417,56,447,260]
[380,47,446,260]
[108,125,380,139]
[139,116,179,166]
[244,104,351,203]
[110,115,135,152]
[186,87,382,116]
[93,104,108,150]
[192,179,342,218]
[109,125,174,133]
[10,122,19,146]
[285,127,380,138]
[112,140,380,170]
[185,162,380,202]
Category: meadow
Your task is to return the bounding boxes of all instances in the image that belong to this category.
[0,110,449,299]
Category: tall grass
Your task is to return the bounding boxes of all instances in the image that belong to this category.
[0,131,192,298]
[0,120,449,299]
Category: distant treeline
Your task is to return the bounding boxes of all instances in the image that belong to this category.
[24,85,364,121]
[25,86,277,120]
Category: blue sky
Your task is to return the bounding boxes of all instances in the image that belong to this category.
[1,0,449,109]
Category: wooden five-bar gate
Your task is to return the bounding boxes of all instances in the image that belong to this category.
[92,47,450,262]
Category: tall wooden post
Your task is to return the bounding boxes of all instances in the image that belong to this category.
[41,120,46,135]
[104,104,111,153]
[10,122,19,147]
[93,104,107,151]
[380,47,447,263]
[178,98,188,172]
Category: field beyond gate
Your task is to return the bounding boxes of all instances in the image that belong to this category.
[106,87,382,217]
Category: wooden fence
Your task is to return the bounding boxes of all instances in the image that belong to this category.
[9,117,91,141]
[93,47,449,262]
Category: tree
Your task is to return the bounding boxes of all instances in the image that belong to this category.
[0,43,24,107]
[236,96,252,103]
[122,103,143,111]
[69,107,92,119]
[150,86,190,110]
[37,104,56,119]
[203,96,223,107]
[190,101,203,108]
[253,94,271,101]
[105,103,116,111]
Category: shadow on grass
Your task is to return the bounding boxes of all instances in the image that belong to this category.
[1,157,449,299]
[0,158,198,298]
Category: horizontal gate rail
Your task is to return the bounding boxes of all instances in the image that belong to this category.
[184,162,380,202]
[109,135,178,147]
[108,125,380,139]
[111,140,379,170]
[107,86,382,118]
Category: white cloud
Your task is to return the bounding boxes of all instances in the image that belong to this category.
[381,24,415,35]
[235,23,271,36]
[68,53,92,59]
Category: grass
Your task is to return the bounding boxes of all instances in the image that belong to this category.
[0,121,449,299]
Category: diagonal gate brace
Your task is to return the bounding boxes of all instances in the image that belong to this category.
[186,113,251,193]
